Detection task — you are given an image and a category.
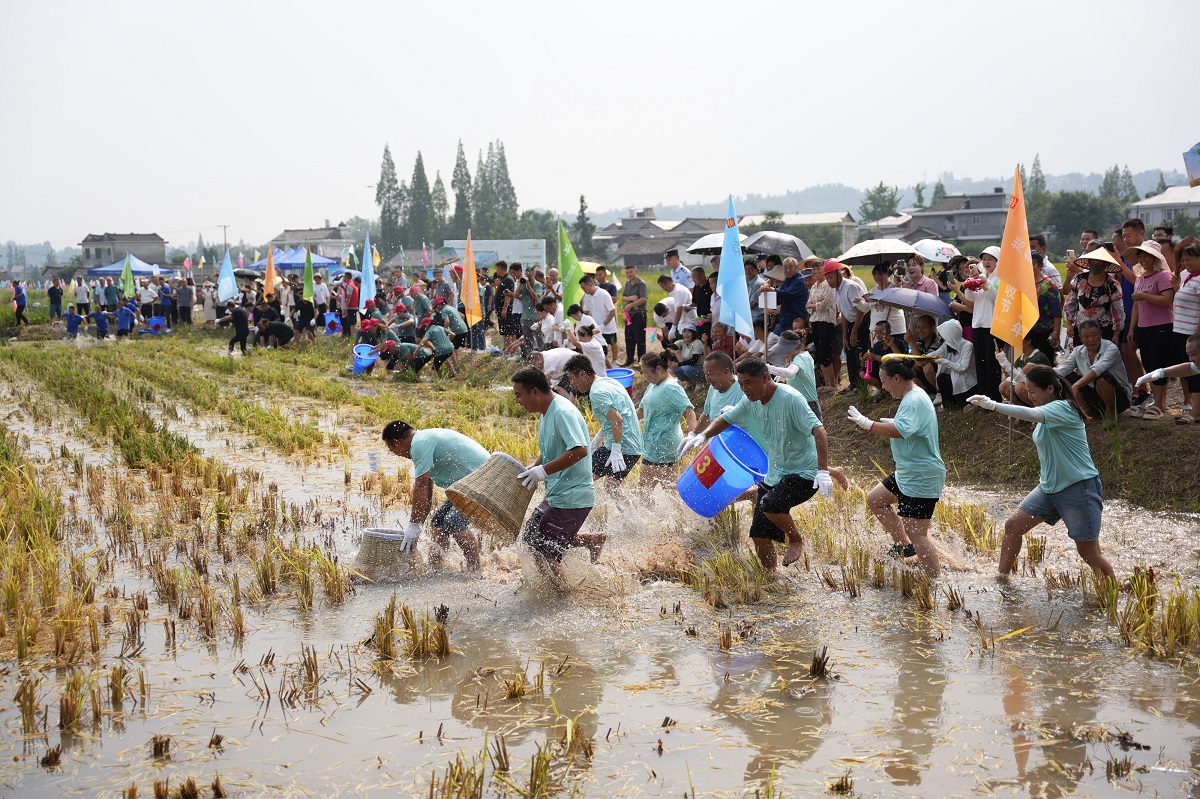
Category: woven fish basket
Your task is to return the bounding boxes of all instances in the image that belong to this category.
[352,528,407,571]
[445,452,535,545]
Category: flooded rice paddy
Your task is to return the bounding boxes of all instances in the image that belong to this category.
[1,338,1199,798]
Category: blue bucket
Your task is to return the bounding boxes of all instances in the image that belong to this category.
[606,368,634,389]
[323,312,342,336]
[352,344,377,376]
[676,425,768,518]
[146,316,166,336]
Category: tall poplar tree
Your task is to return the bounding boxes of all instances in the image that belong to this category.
[375,144,403,257]
[449,141,472,239]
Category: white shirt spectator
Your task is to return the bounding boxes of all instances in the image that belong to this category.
[538,347,578,382]
[653,297,677,333]
[669,284,695,328]
[965,274,999,328]
[584,289,617,335]
[578,338,607,376]
[313,282,329,306]
[1042,263,1063,291]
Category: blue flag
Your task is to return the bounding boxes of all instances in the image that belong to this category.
[358,233,375,313]
[217,249,238,304]
[716,196,753,338]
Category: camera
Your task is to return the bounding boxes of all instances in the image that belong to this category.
[519,277,527,284]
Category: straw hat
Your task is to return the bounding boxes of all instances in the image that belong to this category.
[1076,247,1123,274]
[445,453,535,544]
[763,265,788,281]
[1125,240,1166,268]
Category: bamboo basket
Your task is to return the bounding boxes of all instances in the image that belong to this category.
[446,452,535,545]
[353,528,407,572]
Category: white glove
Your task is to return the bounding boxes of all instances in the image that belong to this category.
[767,365,785,377]
[846,405,873,431]
[880,417,893,424]
[517,464,547,489]
[606,442,626,473]
[967,394,997,411]
[1135,368,1165,387]
[401,522,422,553]
[677,432,707,458]
[994,348,1012,375]
[814,470,834,497]
[591,430,605,449]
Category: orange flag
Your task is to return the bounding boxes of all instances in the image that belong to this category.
[461,230,482,327]
[264,248,277,299]
[991,167,1039,349]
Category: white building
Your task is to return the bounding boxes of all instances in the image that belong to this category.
[1127,186,1200,227]
[737,211,857,254]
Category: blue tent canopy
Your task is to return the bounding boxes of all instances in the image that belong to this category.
[87,254,175,276]
[248,248,340,270]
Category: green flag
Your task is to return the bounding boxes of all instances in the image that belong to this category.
[303,248,315,302]
[119,254,136,298]
[558,220,584,312]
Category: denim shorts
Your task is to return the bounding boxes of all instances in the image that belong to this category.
[1018,476,1103,542]
[429,500,470,533]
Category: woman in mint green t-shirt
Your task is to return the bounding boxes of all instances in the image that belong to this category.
[846,358,946,577]
[637,353,697,488]
[967,366,1115,584]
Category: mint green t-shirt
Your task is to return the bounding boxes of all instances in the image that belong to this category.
[409,429,489,489]
[638,378,692,464]
[889,389,945,499]
[423,325,455,356]
[723,383,820,485]
[703,382,766,445]
[539,395,595,509]
[589,376,644,456]
[786,351,818,403]
[1033,400,1098,494]
[440,306,468,335]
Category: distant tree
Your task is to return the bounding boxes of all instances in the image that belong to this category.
[491,141,519,238]
[1154,171,1168,195]
[1099,164,1121,200]
[195,233,206,262]
[343,216,382,247]
[472,148,495,238]
[931,180,947,203]
[375,144,404,258]
[761,210,785,230]
[913,183,926,208]
[1118,166,1140,204]
[431,171,449,242]
[44,245,57,267]
[1018,163,1027,191]
[794,224,843,258]
[572,195,596,256]
[448,140,472,239]
[1028,155,1047,195]
[858,182,902,223]
[516,209,558,267]
[406,152,435,249]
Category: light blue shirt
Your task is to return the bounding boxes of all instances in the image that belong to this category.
[1033,400,1098,494]
[723,383,821,485]
[589,376,644,456]
[539,395,595,509]
[703,382,765,445]
[889,389,945,499]
[638,378,692,464]
[409,429,488,489]
[786,351,818,403]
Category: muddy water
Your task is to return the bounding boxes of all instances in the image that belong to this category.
[4,377,1200,797]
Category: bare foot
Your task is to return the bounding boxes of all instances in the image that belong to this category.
[782,540,803,567]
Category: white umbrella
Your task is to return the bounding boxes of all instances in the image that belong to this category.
[912,239,961,263]
[688,231,745,255]
[836,238,918,266]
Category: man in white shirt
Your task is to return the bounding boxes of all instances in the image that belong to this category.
[824,259,867,392]
[580,274,617,341]
[666,249,693,289]
[531,346,579,398]
[312,274,330,315]
[657,274,695,332]
[1029,234,1063,290]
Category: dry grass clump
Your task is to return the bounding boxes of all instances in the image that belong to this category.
[935,498,999,555]
[686,548,780,608]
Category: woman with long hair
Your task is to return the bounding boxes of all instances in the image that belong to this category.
[846,358,946,576]
[637,352,696,488]
[967,366,1115,583]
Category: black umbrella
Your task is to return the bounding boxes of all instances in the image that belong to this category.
[233,268,263,280]
[742,230,815,261]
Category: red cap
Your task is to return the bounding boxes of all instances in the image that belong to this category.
[365,299,376,308]
[822,259,844,275]
[432,297,447,308]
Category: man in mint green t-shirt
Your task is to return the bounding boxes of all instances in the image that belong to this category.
[691,351,767,447]
[681,358,832,570]
[563,354,644,483]
[511,366,601,588]
[382,421,489,571]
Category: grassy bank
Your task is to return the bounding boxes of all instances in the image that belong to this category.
[817,390,1199,513]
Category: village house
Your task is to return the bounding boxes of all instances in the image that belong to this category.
[79,233,168,271]
[270,220,354,257]
[1127,185,1200,228]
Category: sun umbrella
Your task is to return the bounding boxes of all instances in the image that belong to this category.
[837,238,919,266]
[912,239,961,264]
[865,286,953,318]
[687,231,745,255]
[742,230,815,261]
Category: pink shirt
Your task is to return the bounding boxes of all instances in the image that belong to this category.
[910,275,940,297]
[1134,269,1174,328]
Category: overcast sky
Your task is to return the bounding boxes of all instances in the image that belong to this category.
[3,0,1198,249]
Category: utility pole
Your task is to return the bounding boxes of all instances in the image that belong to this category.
[219,225,230,253]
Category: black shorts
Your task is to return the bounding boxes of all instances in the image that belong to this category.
[591,446,641,481]
[452,332,469,349]
[749,474,818,542]
[881,474,939,520]
[429,500,470,533]
[116,329,130,338]
[1134,323,1174,377]
[603,333,617,347]
[1063,370,1131,416]
[501,314,521,337]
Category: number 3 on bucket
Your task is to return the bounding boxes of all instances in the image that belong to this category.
[692,446,725,489]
